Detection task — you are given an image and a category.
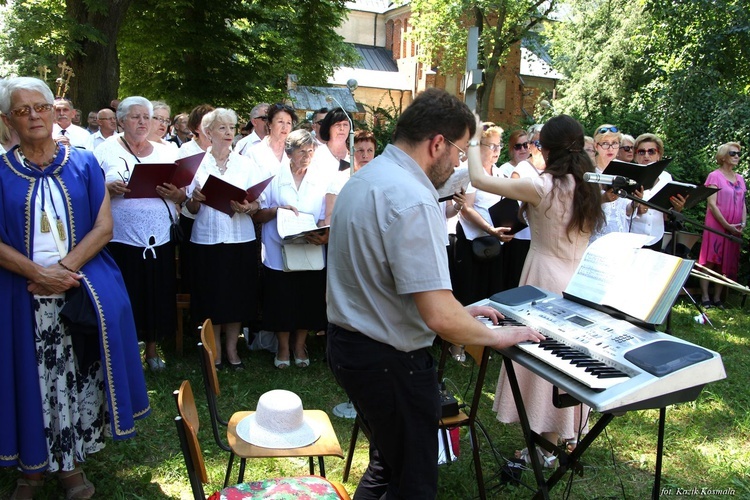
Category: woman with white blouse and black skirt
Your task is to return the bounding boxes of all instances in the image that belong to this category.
[254,129,328,369]
[184,108,263,370]
[95,96,183,371]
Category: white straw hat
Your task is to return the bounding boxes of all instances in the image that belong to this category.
[236,390,320,449]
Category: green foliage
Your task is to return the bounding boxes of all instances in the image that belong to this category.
[551,0,750,179]
[364,91,402,156]
[117,0,357,115]
[0,0,68,82]
[409,0,559,119]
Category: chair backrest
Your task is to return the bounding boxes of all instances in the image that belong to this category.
[200,318,220,397]
[176,380,209,496]
[196,319,231,451]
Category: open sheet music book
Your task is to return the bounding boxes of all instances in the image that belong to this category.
[277,207,329,243]
[437,166,469,202]
[601,158,671,192]
[645,181,718,211]
[563,232,693,326]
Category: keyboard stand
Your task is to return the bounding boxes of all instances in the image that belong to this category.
[503,356,666,500]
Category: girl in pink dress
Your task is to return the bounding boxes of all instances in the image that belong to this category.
[468,114,605,465]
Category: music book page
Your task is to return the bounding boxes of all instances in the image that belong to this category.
[437,166,469,202]
[277,208,325,243]
[564,232,693,324]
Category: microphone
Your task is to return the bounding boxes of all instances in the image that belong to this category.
[583,172,637,186]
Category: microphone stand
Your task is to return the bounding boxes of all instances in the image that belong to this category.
[325,95,355,177]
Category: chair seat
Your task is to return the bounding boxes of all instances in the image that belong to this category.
[439,410,470,427]
[228,410,344,460]
[210,475,349,499]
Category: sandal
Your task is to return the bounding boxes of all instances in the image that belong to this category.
[518,447,557,469]
[58,468,95,500]
[10,477,44,500]
[712,300,726,310]
[294,348,310,368]
[274,356,290,369]
[701,300,713,309]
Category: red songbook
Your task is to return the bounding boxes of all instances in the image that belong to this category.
[200,175,275,216]
[200,175,248,216]
[124,152,205,198]
[245,176,274,202]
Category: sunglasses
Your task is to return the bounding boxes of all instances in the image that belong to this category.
[620,145,633,152]
[253,115,268,121]
[481,142,502,152]
[532,140,542,149]
[597,126,619,134]
[728,151,742,158]
[636,148,659,156]
[9,103,54,117]
[513,142,530,151]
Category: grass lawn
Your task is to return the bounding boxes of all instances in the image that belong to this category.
[1,296,749,499]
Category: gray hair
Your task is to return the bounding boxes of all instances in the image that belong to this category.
[284,129,316,156]
[151,100,171,115]
[620,134,635,146]
[527,123,544,139]
[0,77,55,115]
[201,108,238,132]
[117,96,153,122]
[250,102,270,119]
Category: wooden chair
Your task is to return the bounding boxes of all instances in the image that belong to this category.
[342,342,491,500]
[197,318,344,485]
[175,380,350,500]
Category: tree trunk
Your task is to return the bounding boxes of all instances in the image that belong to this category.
[479,65,498,122]
[66,0,134,116]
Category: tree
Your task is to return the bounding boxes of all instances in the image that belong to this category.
[409,0,558,119]
[1,0,356,116]
[0,0,133,115]
[114,0,357,113]
[548,0,750,182]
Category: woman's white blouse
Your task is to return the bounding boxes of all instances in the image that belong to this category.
[260,162,328,271]
[187,152,262,245]
[95,139,178,250]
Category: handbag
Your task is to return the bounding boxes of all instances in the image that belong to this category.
[281,243,325,272]
[471,235,502,261]
[162,198,183,244]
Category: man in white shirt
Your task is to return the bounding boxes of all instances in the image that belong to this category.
[311,107,328,146]
[235,103,269,156]
[87,108,118,151]
[52,98,91,149]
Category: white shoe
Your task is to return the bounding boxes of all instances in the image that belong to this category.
[146,357,166,371]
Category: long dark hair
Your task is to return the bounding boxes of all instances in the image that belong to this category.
[538,115,604,236]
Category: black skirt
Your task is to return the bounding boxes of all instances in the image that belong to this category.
[108,241,176,342]
[190,241,258,325]
[261,266,327,332]
[452,223,505,305]
[501,237,530,291]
